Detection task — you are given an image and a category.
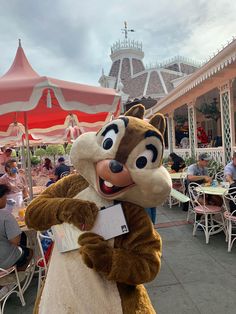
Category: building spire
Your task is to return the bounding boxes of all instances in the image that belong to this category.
[121,21,135,39]
[18,38,21,47]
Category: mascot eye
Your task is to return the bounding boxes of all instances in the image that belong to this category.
[136,156,147,169]
[135,149,156,169]
[103,138,113,150]
[102,129,117,150]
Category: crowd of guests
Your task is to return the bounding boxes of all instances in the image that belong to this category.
[0,148,72,298]
[167,151,236,216]
[0,183,33,297]
[31,156,71,187]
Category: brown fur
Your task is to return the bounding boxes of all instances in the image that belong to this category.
[26,177,161,314]
[26,105,170,313]
[149,114,166,135]
[25,174,95,231]
[116,117,164,165]
[124,104,145,119]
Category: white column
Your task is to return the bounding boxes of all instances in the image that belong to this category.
[167,114,174,153]
[219,81,233,165]
[188,102,197,158]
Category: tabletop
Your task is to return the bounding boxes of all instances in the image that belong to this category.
[170,172,187,180]
[200,185,228,196]
[170,188,190,203]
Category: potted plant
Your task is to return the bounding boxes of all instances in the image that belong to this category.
[197,98,220,122]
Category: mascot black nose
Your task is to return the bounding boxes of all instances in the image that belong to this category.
[109,160,123,173]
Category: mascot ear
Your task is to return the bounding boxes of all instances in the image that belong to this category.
[149,113,166,135]
[124,104,145,119]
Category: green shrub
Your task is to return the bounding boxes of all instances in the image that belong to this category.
[207,159,224,178]
[35,148,47,157]
[184,156,196,166]
[65,144,72,155]
[30,156,41,166]
[46,145,65,164]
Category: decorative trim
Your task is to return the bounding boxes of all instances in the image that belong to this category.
[0,79,120,115]
[219,81,230,94]
[151,38,236,114]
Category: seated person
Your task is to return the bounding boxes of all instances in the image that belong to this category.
[46,174,56,187]
[180,137,189,149]
[187,153,212,185]
[41,158,54,176]
[197,123,208,146]
[168,153,186,173]
[186,153,222,208]
[224,153,236,213]
[54,157,70,181]
[227,182,236,216]
[0,184,33,271]
[224,151,236,185]
[0,159,29,207]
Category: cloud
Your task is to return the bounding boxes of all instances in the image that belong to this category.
[0,0,235,85]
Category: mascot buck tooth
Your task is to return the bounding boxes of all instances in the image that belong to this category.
[26,104,171,314]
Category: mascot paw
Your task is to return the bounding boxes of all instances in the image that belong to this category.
[78,232,112,274]
[59,202,98,231]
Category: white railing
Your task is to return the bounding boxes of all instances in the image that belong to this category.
[164,148,191,159]
[196,147,224,164]
[164,147,224,164]
[111,40,142,53]
[146,55,202,70]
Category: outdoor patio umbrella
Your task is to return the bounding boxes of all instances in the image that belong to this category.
[0,40,121,197]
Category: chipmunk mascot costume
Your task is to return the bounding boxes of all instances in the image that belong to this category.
[26,104,171,314]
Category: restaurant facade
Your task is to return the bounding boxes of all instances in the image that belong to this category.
[146,38,236,166]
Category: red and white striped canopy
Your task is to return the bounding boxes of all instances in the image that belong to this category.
[0,40,121,144]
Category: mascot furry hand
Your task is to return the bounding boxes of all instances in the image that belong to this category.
[26,104,171,314]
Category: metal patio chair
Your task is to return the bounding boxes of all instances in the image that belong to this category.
[188,182,225,244]
[0,266,25,314]
[223,187,236,252]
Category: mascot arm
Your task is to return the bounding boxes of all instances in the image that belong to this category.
[25,174,98,231]
[78,203,161,285]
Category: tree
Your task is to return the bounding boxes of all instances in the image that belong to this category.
[197,98,220,122]
[30,156,41,166]
[174,115,188,126]
[35,148,47,164]
[46,145,65,164]
[65,143,72,155]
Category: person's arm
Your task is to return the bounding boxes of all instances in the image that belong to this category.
[54,167,60,181]
[187,174,212,183]
[5,213,22,245]
[225,174,234,185]
[20,175,29,199]
[171,163,179,173]
[9,234,21,246]
[224,163,234,184]
[187,164,212,183]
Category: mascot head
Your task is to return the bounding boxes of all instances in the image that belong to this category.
[70,104,171,207]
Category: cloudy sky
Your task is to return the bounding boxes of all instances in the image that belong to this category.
[0,0,235,86]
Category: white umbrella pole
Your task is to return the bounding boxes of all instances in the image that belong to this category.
[21,137,26,170]
[24,113,33,200]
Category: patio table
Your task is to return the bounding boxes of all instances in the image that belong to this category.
[170,188,190,203]
[200,185,228,196]
[170,172,187,180]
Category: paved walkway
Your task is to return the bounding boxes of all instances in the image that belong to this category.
[146,205,236,314]
[3,205,236,314]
